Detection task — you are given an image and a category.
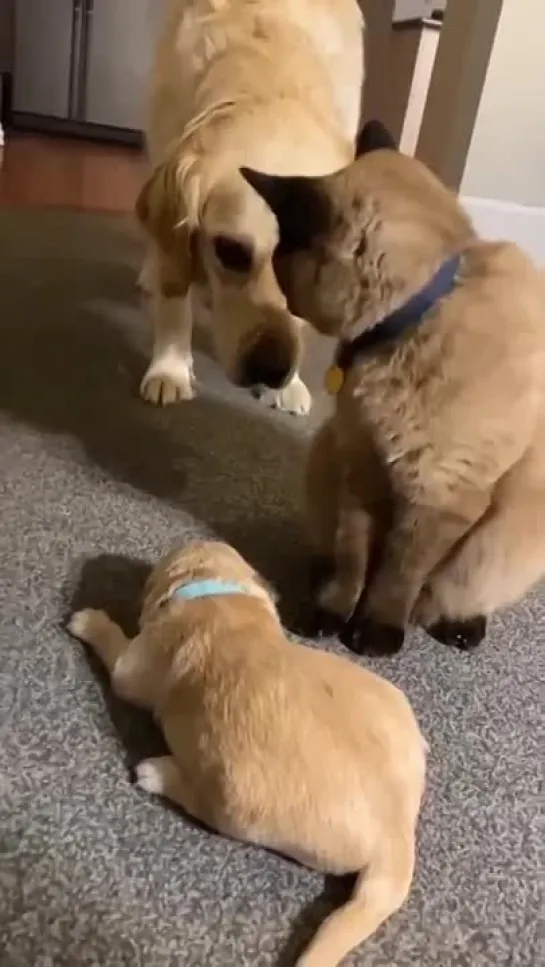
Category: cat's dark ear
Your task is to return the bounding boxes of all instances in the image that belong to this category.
[355,120,397,158]
[240,168,329,254]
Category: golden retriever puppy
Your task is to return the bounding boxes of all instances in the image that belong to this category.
[136,0,364,416]
[69,539,427,967]
[240,120,545,654]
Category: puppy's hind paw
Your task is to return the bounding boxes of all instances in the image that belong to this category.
[135,759,166,796]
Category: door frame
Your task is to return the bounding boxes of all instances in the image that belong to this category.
[362,0,505,192]
[415,0,505,190]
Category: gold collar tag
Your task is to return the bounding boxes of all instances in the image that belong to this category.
[325,364,345,396]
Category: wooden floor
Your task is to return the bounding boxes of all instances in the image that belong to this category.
[0,132,147,213]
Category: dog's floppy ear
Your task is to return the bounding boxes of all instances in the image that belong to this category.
[136,160,193,294]
[240,168,330,254]
[355,120,397,158]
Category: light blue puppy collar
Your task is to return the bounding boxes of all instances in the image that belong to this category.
[171,579,248,602]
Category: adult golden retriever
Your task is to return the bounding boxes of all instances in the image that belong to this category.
[136,0,364,415]
[241,120,545,653]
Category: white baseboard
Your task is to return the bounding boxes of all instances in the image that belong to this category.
[462,196,545,265]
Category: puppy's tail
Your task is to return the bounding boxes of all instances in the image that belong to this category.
[296,832,415,967]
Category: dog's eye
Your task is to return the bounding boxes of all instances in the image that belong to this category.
[212,235,253,272]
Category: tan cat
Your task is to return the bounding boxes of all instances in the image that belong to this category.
[241,121,545,654]
[69,539,427,967]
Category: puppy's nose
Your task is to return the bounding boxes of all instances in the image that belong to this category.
[239,335,293,388]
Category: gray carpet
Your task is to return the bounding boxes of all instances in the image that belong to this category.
[0,208,543,967]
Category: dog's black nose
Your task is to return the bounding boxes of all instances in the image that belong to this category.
[239,336,293,389]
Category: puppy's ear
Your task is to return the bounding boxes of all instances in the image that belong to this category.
[240,168,330,254]
[136,160,193,294]
[355,120,397,158]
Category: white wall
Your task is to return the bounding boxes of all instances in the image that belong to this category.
[461,0,545,206]
[463,197,545,265]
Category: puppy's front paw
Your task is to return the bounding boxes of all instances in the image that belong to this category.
[68,608,110,644]
[341,616,405,656]
[427,616,487,650]
[140,358,195,406]
[134,758,166,796]
[255,375,312,416]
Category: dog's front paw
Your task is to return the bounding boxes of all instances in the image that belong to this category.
[427,616,487,650]
[68,608,110,644]
[255,374,312,416]
[341,615,405,656]
[140,358,195,406]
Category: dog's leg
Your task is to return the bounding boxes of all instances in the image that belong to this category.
[344,490,490,655]
[139,246,194,405]
[414,483,545,649]
[68,609,158,709]
[69,608,129,672]
[140,288,195,405]
[256,372,312,417]
[134,758,285,849]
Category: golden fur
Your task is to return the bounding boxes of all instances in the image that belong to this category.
[136,0,364,415]
[69,539,426,967]
[241,121,545,653]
